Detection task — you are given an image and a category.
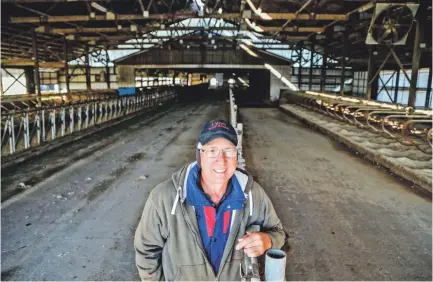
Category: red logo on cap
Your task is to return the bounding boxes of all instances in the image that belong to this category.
[208,122,228,131]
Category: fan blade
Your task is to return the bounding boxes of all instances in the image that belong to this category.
[392,27,399,42]
[379,29,392,42]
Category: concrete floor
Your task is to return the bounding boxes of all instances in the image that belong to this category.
[1,103,431,281]
[241,108,432,281]
[1,101,228,281]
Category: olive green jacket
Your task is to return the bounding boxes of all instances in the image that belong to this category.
[134,162,285,281]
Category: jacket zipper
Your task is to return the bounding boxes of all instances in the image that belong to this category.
[179,201,218,280]
[215,208,246,280]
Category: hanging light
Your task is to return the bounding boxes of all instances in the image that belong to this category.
[91,2,108,13]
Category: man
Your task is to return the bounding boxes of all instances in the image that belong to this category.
[134,119,285,281]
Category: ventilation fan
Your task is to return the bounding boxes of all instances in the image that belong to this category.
[365,3,419,45]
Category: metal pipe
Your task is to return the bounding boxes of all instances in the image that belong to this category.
[264,249,286,281]
[31,30,41,96]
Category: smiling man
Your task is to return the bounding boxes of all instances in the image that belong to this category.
[134,120,285,281]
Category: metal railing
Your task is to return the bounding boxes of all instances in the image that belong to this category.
[294,91,432,154]
[229,88,246,169]
[1,88,177,157]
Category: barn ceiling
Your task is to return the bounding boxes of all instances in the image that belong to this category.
[1,0,432,69]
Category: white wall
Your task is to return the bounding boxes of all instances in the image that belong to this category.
[270,65,291,101]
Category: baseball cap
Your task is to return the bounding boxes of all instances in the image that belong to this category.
[198,120,238,147]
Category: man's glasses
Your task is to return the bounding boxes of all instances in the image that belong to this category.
[200,148,238,158]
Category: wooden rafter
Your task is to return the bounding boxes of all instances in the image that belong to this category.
[39,26,325,34]
[9,13,348,23]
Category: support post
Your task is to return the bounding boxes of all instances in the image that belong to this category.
[105,49,111,89]
[408,21,422,107]
[297,48,302,90]
[0,69,3,96]
[32,29,41,96]
[63,38,70,93]
[308,37,315,90]
[24,67,36,94]
[425,66,432,108]
[339,30,348,96]
[85,43,91,90]
[366,46,378,100]
[394,69,400,103]
[320,40,328,91]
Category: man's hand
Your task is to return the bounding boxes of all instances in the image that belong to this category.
[235,232,272,257]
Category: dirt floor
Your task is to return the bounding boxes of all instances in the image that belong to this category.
[1,101,228,281]
[240,108,432,281]
[1,102,431,281]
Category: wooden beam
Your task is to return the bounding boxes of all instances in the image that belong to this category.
[45,26,325,34]
[2,41,64,53]
[10,13,348,23]
[74,34,308,42]
[1,59,66,69]
[116,41,294,46]
[2,34,64,48]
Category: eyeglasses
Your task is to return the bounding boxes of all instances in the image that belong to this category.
[200,148,238,158]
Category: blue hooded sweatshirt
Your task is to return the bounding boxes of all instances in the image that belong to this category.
[185,163,246,273]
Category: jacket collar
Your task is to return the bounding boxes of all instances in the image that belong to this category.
[184,163,246,208]
[171,162,253,204]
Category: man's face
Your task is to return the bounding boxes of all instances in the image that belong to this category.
[200,138,237,186]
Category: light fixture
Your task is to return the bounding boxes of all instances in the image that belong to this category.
[239,44,258,57]
[106,11,115,20]
[245,0,272,20]
[264,63,282,78]
[91,2,108,13]
[280,76,298,91]
[245,19,264,33]
[265,63,298,91]
[247,32,259,41]
[241,39,253,46]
